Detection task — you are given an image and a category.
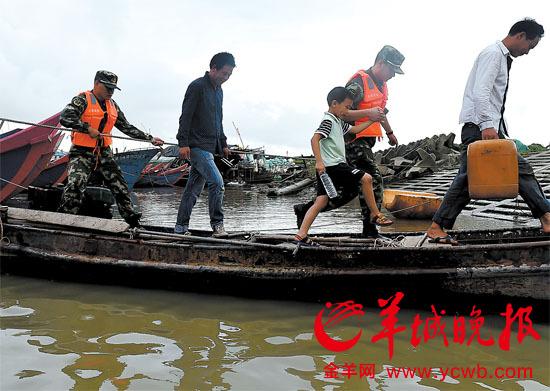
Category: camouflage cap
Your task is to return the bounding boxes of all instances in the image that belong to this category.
[94,70,121,90]
[376,45,405,74]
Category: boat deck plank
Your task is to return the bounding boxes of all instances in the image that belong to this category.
[7,207,129,233]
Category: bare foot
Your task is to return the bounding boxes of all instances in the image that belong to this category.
[370,213,393,226]
[427,222,447,239]
[540,212,550,233]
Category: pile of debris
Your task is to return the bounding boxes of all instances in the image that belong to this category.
[374,133,460,183]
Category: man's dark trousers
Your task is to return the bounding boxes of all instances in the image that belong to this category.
[433,123,550,229]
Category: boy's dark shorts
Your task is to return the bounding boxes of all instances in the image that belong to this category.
[316,163,365,197]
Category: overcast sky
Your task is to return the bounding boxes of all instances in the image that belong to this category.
[1,0,548,155]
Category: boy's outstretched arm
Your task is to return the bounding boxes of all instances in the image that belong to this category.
[349,120,376,134]
[311,133,325,173]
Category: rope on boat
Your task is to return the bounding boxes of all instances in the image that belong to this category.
[383,235,407,248]
[0,177,29,190]
[245,231,404,248]
[245,221,351,233]
[512,197,532,223]
[387,199,436,213]
[0,117,176,146]
[159,169,180,188]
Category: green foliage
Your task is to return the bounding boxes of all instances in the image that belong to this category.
[527,143,548,152]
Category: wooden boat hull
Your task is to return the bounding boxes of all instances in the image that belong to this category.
[4,241,548,311]
[0,113,62,202]
[1,209,548,308]
[383,189,442,219]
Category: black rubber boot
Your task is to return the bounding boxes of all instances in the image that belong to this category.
[293,201,314,228]
[362,219,380,238]
[125,212,142,228]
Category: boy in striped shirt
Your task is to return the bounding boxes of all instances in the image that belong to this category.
[295,87,393,245]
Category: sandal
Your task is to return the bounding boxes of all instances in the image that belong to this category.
[428,234,458,246]
[370,213,394,227]
[293,234,320,247]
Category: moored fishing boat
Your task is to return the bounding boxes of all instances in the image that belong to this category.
[30,153,70,187]
[112,148,159,190]
[0,114,63,202]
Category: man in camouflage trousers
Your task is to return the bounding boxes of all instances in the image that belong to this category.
[294,46,404,237]
[58,70,164,227]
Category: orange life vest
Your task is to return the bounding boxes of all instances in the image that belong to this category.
[349,70,387,139]
[71,91,118,148]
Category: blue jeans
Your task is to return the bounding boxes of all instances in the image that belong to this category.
[176,148,224,229]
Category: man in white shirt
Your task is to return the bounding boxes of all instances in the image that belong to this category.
[427,18,549,244]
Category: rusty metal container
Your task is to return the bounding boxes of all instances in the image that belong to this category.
[467,139,518,199]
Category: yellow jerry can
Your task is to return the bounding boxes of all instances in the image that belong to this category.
[467,139,518,200]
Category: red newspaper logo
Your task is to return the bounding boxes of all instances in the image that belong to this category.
[314,300,364,352]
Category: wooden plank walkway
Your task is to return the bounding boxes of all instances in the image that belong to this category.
[388,150,550,222]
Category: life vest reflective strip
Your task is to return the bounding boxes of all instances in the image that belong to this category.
[349,70,387,139]
[71,91,118,148]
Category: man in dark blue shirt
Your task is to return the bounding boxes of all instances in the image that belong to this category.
[175,52,236,237]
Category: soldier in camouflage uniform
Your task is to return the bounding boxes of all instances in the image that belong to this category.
[58,70,164,227]
[294,46,404,237]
